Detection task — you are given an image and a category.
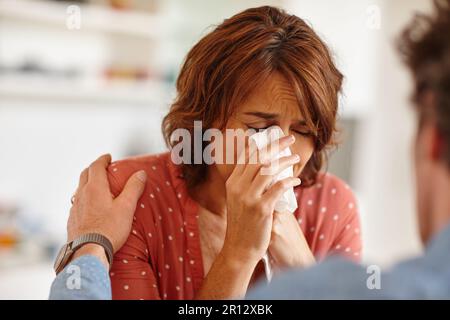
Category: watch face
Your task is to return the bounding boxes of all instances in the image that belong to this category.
[53,244,69,273]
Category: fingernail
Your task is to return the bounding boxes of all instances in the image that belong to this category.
[136,170,147,183]
[294,178,301,185]
[289,135,295,143]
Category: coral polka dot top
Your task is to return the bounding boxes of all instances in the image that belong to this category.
[107,152,362,300]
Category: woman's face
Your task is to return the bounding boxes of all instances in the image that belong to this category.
[214,72,315,182]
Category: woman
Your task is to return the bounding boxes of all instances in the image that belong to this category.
[107,6,361,300]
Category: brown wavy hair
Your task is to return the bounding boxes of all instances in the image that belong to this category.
[162,6,343,190]
[398,0,450,167]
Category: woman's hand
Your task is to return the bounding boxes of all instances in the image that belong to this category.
[268,210,315,270]
[221,134,301,267]
[196,134,301,299]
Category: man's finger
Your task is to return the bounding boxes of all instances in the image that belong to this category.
[78,168,89,190]
[72,168,89,202]
[88,154,112,185]
[116,170,147,209]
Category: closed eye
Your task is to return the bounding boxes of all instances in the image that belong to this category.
[246,125,269,132]
[246,125,312,137]
[292,129,313,137]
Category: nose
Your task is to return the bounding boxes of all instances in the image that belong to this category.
[279,125,291,138]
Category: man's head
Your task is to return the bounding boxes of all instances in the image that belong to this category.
[398,0,450,243]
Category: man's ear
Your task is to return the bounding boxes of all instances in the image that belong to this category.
[420,91,443,162]
[430,125,445,162]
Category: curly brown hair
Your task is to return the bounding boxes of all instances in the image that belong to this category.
[398,0,450,166]
[162,6,343,190]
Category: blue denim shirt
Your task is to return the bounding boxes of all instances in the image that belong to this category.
[49,223,450,300]
[248,223,450,299]
[49,255,111,300]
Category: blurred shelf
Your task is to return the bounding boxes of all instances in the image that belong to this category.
[0,248,48,269]
[0,0,165,39]
[0,77,174,106]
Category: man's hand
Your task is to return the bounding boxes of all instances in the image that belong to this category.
[268,211,315,271]
[67,154,147,258]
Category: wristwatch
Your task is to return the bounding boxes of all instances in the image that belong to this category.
[53,233,114,275]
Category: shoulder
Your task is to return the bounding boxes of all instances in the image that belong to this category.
[299,173,358,212]
[248,253,446,299]
[297,173,362,259]
[106,151,187,234]
[247,257,371,299]
[316,173,354,198]
[107,152,172,197]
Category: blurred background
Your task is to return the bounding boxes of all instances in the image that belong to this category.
[0,0,430,299]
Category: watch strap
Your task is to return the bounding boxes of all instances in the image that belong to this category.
[71,233,114,267]
[54,233,114,274]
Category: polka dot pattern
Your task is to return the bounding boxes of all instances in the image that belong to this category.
[294,173,362,262]
[107,152,362,300]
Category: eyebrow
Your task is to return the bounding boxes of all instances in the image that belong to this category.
[243,111,307,126]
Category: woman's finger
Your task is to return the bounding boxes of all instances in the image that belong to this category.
[262,176,301,206]
[250,153,301,195]
[241,134,296,184]
[231,135,258,177]
[258,134,295,165]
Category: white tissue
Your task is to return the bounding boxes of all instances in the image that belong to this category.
[249,126,298,213]
[249,126,299,283]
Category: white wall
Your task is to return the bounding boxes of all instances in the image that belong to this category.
[285,0,380,117]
